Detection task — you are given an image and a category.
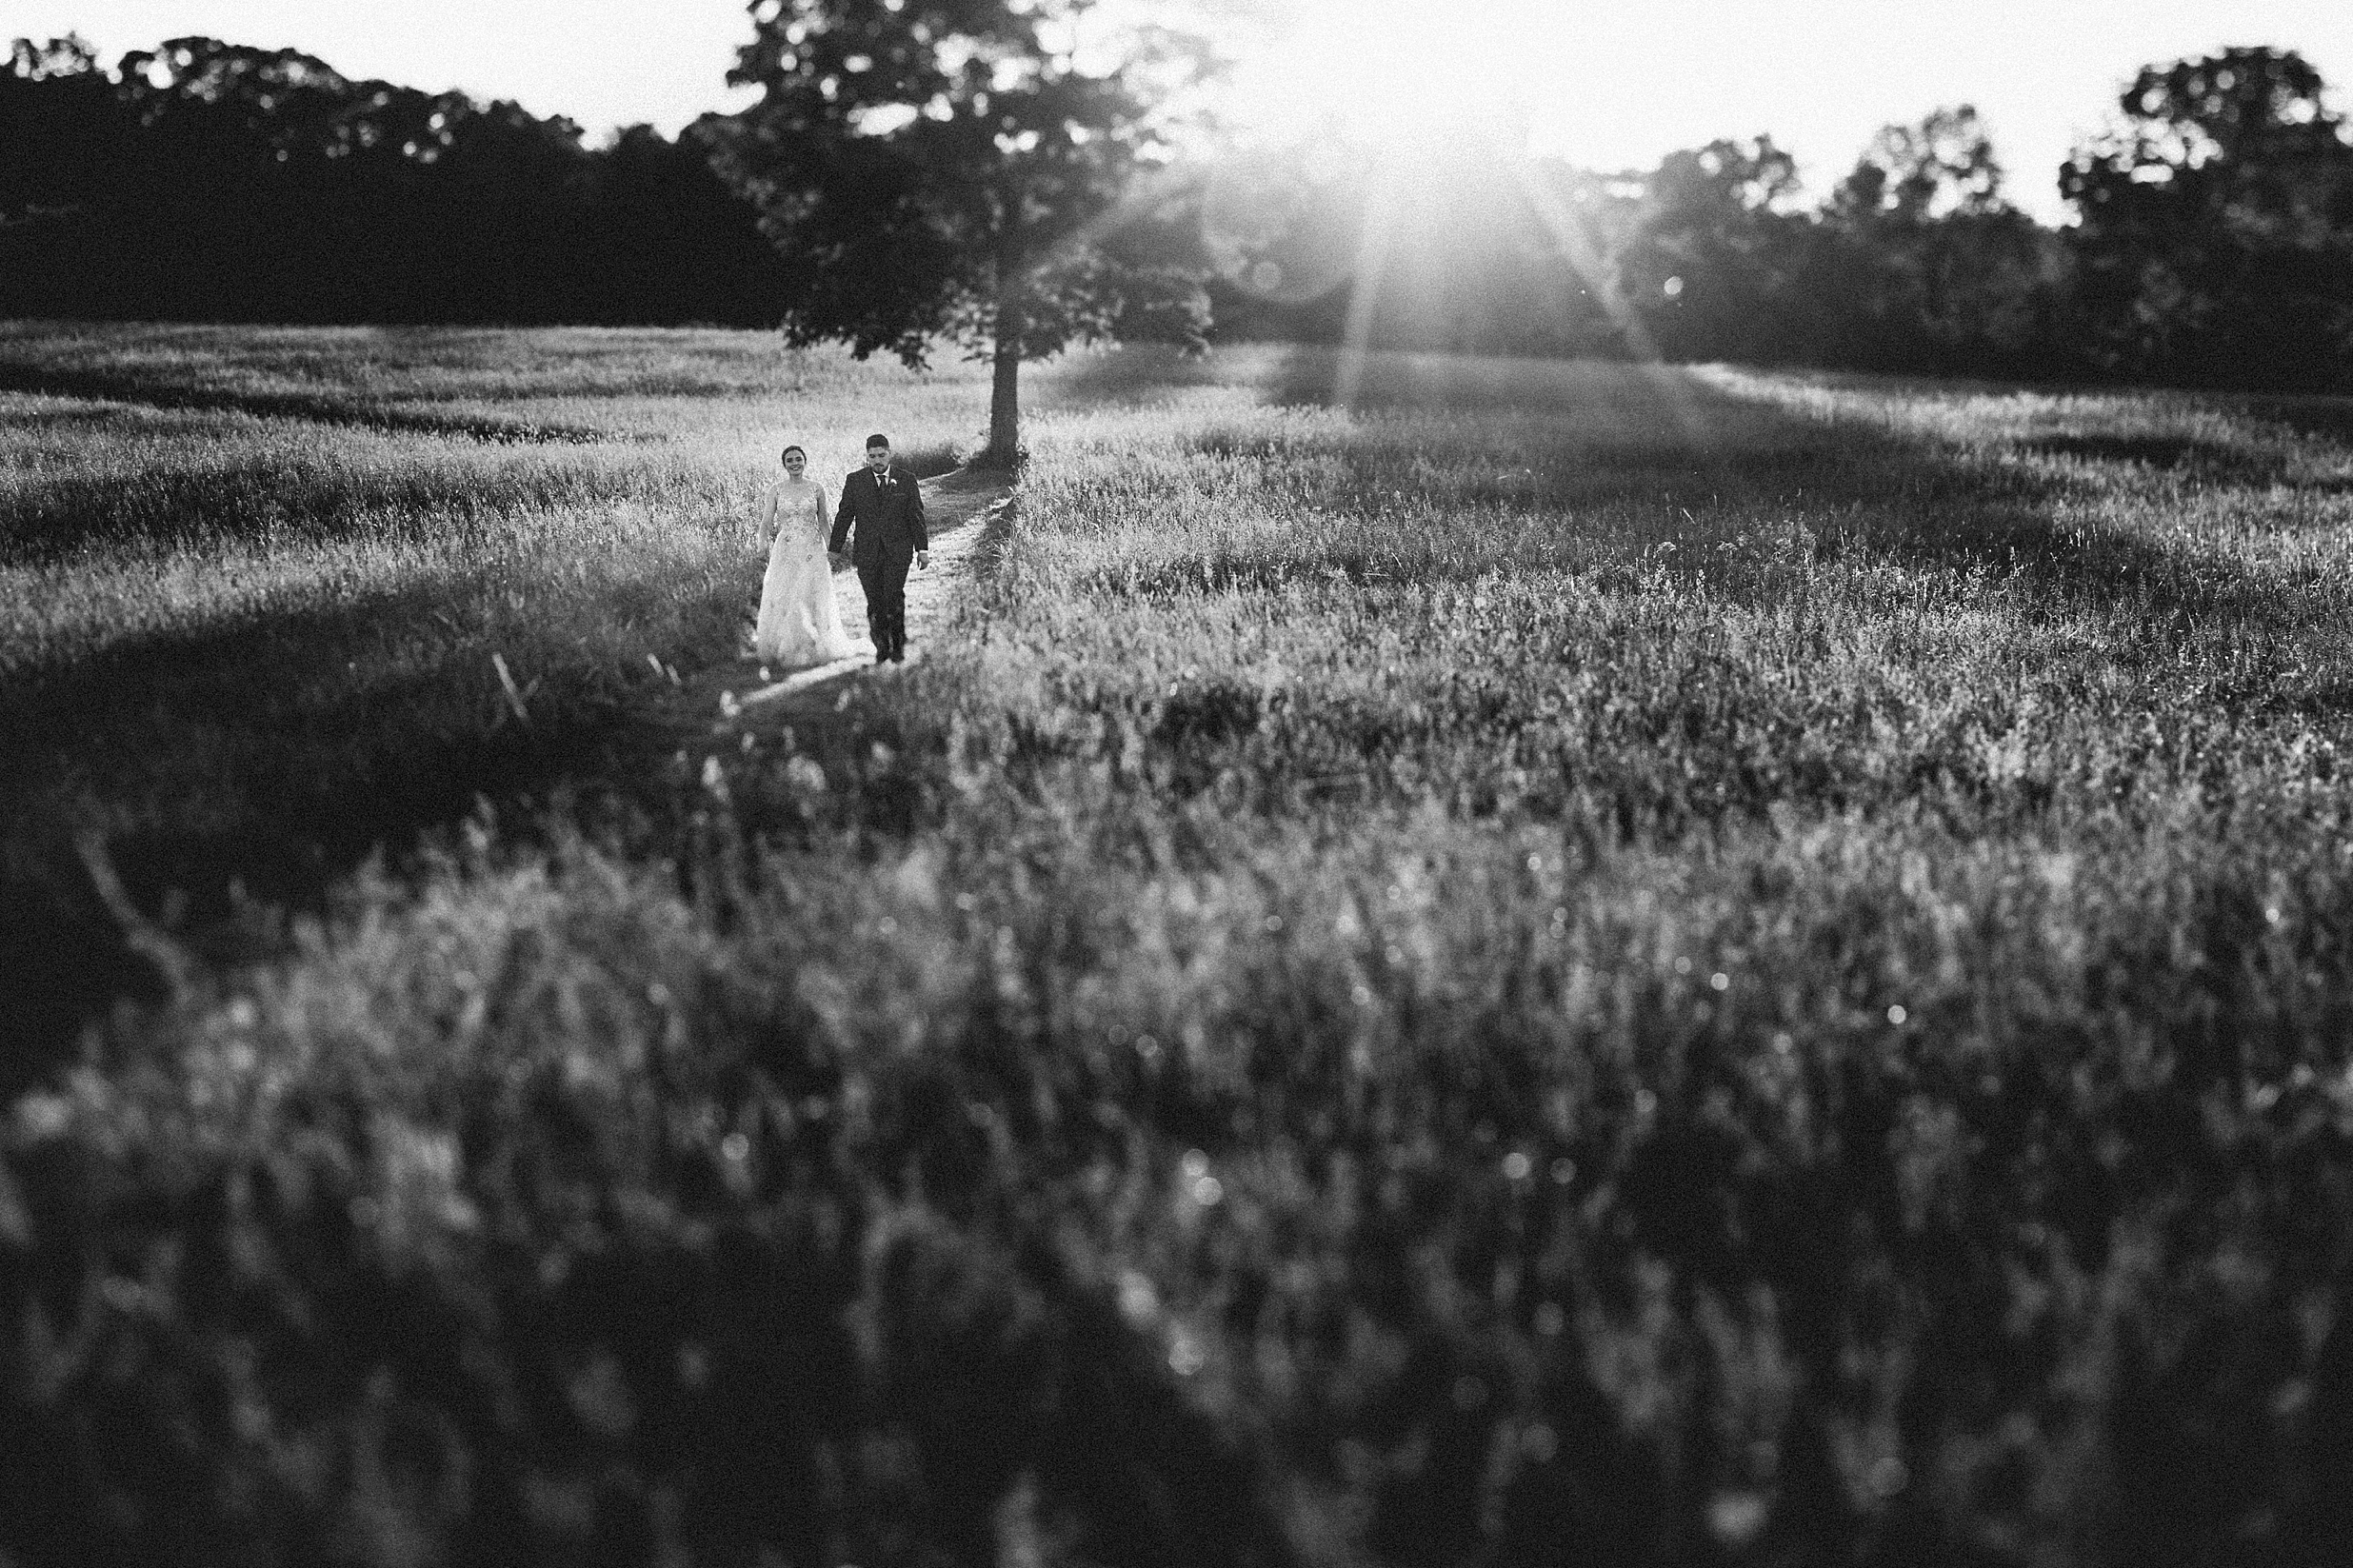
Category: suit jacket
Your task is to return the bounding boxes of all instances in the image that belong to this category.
[828,465,927,566]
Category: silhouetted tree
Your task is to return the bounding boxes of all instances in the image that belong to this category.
[1,36,128,242]
[1835,105,2009,225]
[698,0,1214,465]
[1815,107,2070,372]
[1,34,795,327]
[1614,136,1809,363]
[2062,47,2353,389]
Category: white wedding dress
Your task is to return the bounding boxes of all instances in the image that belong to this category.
[753,476,864,666]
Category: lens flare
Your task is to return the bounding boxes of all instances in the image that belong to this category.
[1200,145,1363,304]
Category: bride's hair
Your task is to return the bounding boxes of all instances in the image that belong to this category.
[780,444,807,462]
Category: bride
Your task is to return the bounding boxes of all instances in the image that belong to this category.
[753,443,863,667]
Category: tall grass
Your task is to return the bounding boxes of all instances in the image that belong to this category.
[8,333,2353,1567]
[0,326,975,1063]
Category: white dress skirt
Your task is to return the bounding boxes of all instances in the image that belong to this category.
[753,476,864,666]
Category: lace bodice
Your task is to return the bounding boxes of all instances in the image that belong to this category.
[761,476,830,551]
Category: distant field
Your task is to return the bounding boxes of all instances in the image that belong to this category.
[7,325,2353,1567]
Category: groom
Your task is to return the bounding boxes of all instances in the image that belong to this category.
[828,433,928,664]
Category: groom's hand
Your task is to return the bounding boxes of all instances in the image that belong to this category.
[916,551,930,570]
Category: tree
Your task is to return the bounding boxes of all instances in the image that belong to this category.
[1816,107,2068,371]
[8,33,94,76]
[697,0,1213,466]
[1613,136,1809,363]
[1,34,796,327]
[2062,47,2353,388]
[2,34,124,235]
[1832,105,2007,225]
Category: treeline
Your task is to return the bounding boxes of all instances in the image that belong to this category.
[1206,49,2353,392]
[6,35,2351,390]
[0,35,795,326]
[1199,122,2070,380]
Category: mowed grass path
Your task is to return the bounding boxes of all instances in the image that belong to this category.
[8,328,2353,1567]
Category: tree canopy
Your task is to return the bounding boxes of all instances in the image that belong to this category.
[1833,105,2009,223]
[2063,46,2353,388]
[697,0,1214,463]
[1808,106,2065,371]
[0,35,796,327]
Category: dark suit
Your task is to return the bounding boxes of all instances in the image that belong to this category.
[829,464,927,657]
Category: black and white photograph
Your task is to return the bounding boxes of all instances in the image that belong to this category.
[7,1,2353,1563]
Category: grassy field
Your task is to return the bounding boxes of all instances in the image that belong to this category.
[0,324,965,1064]
[7,325,2353,1567]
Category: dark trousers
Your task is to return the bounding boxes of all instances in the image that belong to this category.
[857,553,910,654]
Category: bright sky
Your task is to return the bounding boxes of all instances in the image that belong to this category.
[15,2,2353,222]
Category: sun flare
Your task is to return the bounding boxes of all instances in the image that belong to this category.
[1218,0,1550,153]
[1194,0,1590,329]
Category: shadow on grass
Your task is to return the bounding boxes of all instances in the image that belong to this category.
[2023,432,2243,470]
[0,573,697,1095]
[0,448,629,566]
[2233,388,2353,448]
[2,456,980,1085]
[2020,431,2353,492]
[0,362,612,445]
[1027,343,1255,410]
[890,442,970,482]
[1065,346,2319,633]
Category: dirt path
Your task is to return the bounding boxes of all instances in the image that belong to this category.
[660,466,1013,763]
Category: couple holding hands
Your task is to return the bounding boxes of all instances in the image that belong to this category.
[753,432,930,668]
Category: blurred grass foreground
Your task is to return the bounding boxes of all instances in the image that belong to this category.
[6,325,2353,1566]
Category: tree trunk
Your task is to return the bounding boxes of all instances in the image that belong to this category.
[986,336,1021,467]
[982,232,1026,467]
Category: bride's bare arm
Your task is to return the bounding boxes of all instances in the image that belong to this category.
[813,486,837,552]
